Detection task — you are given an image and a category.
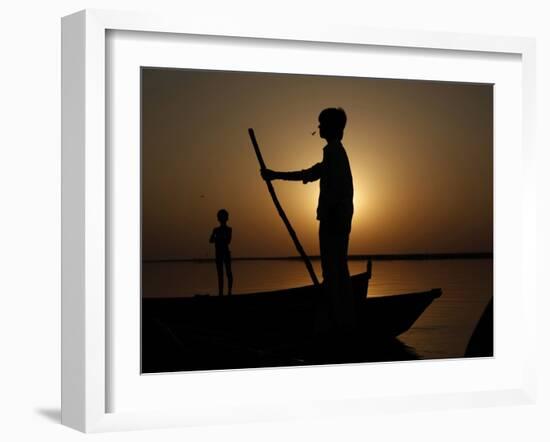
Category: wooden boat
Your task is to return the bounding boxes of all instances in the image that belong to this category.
[142,261,442,372]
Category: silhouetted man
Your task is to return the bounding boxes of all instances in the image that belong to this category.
[209,209,233,296]
[262,108,355,331]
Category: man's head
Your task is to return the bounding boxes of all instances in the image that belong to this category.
[318,107,347,141]
[217,209,229,224]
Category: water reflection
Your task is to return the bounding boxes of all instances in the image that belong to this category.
[142,259,492,361]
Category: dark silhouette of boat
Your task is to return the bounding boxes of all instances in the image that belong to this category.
[464,297,493,357]
[142,261,442,373]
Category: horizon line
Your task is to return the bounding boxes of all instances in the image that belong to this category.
[143,251,493,263]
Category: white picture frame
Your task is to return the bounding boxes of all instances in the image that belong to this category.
[61,9,537,433]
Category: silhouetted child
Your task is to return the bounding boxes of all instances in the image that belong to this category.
[209,209,233,296]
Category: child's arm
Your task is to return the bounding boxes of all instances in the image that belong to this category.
[227,227,232,245]
[209,229,216,243]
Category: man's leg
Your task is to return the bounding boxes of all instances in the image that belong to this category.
[320,223,344,329]
[336,230,356,329]
[316,223,335,332]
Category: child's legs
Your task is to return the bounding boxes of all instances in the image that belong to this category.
[224,252,233,295]
[215,257,224,296]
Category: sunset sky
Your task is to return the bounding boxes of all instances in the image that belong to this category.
[141,68,493,260]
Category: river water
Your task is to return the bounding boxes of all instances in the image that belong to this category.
[142,258,493,360]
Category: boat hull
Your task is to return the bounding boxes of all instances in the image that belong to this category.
[142,271,442,372]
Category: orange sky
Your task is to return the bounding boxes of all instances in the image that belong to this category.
[141,68,493,260]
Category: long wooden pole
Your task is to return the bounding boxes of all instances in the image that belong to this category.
[248,128,320,287]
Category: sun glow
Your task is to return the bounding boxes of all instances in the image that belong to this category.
[142,69,493,259]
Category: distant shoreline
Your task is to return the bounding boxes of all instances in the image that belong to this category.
[143,252,493,263]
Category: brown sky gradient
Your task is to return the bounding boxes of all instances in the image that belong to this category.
[141,68,493,260]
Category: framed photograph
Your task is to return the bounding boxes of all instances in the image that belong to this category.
[61,9,537,433]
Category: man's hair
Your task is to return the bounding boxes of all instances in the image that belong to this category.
[319,107,347,141]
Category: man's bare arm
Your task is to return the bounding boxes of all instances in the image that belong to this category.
[262,163,323,183]
[261,169,305,181]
